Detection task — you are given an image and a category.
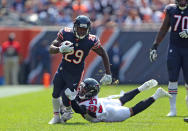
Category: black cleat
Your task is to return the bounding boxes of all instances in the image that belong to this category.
[184,118,188,122]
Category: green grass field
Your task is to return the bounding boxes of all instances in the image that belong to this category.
[0,85,188,131]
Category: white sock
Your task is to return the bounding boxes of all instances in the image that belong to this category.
[185,83,188,107]
[52,97,61,116]
[138,83,146,92]
[185,83,188,96]
[152,92,159,100]
[168,82,178,111]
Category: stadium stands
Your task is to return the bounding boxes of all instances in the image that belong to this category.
[0,0,174,27]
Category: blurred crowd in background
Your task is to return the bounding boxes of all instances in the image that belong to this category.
[0,0,175,27]
[0,0,176,85]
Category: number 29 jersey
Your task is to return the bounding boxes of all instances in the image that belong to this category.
[57,27,101,74]
[166,4,188,48]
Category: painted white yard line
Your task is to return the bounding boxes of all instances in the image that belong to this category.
[0,86,44,98]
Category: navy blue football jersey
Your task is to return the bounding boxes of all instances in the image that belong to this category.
[57,27,101,74]
[165,4,188,48]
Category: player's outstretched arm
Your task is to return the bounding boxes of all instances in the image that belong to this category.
[49,38,62,54]
[65,88,87,114]
[93,46,112,85]
[150,12,170,62]
[152,12,170,48]
[71,100,87,114]
[93,46,111,75]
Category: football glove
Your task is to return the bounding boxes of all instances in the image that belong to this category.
[179,29,188,38]
[149,44,158,62]
[59,41,74,53]
[100,74,112,85]
[65,88,77,101]
[150,49,157,62]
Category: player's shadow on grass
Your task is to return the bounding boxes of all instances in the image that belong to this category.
[62,122,89,125]
[160,115,188,118]
[174,115,188,118]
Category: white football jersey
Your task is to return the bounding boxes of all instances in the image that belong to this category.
[79,95,131,122]
[79,95,104,122]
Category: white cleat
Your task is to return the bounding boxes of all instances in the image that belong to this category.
[186,96,188,108]
[60,107,73,122]
[139,79,158,91]
[153,87,172,99]
[167,111,177,117]
[145,79,158,89]
[48,116,61,124]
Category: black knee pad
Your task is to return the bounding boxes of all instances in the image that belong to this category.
[52,92,60,98]
[61,91,70,107]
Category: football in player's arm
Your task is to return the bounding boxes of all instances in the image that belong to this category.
[64,78,171,123]
[48,15,112,124]
[150,0,188,117]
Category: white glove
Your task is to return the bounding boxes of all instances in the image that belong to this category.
[100,74,112,85]
[150,49,157,62]
[97,111,108,120]
[59,41,74,53]
[179,29,188,38]
[65,88,77,101]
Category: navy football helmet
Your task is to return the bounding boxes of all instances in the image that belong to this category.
[78,78,100,99]
[176,0,188,10]
[73,15,91,39]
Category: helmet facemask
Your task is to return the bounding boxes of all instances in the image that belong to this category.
[78,79,99,100]
[74,25,89,39]
[78,82,87,99]
[176,0,188,10]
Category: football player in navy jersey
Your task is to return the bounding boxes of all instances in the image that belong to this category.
[48,15,112,124]
[150,0,188,117]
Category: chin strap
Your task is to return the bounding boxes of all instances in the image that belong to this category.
[74,27,89,39]
[179,5,187,10]
[75,32,86,39]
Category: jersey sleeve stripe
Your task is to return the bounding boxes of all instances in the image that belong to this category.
[92,41,101,49]
[58,32,64,40]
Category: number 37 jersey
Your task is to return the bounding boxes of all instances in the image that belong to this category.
[166,4,188,48]
[78,96,104,122]
[57,27,101,73]
[78,95,131,123]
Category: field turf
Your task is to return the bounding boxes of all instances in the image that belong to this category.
[0,85,188,131]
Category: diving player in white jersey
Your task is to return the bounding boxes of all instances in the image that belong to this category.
[63,78,172,122]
